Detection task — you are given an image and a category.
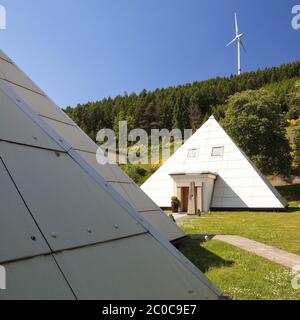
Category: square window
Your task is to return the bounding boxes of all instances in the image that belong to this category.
[211,147,224,157]
[187,148,199,159]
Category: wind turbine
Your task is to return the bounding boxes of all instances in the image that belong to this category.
[226,13,245,75]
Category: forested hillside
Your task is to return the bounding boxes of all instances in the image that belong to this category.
[65,60,300,183]
[65,60,300,138]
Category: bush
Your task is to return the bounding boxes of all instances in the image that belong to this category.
[222,89,292,176]
[294,128,300,166]
[288,118,300,126]
[171,196,179,203]
[122,164,149,185]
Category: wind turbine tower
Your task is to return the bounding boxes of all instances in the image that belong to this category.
[226,13,245,75]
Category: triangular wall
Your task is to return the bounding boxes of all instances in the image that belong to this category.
[0,50,184,242]
[142,116,287,210]
[0,50,221,299]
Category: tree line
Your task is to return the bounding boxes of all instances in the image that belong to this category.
[65,60,300,137]
[65,60,300,178]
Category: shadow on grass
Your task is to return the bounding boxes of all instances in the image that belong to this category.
[175,236,234,273]
[287,206,300,213]
[276,184,300,202]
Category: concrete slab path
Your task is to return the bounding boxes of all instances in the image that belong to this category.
[214,235,300,271]
[167,212,189,225]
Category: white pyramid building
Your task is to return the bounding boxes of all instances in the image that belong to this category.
[142,116,287,212]
[0,50,221,299]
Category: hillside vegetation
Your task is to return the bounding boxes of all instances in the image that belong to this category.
[65,60,300,182]
[65,61,300,136]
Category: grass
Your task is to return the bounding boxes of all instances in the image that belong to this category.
[179,238,300,300]
[176,185,300,300]
[181,206,300,255]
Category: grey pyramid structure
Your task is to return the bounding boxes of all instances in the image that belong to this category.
[0,50,221,300]
[0,50,185,242]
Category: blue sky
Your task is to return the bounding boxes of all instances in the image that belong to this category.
[1,0,300,108]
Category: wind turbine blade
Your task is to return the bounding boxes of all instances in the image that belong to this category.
[235,13,239,36]
[226,37,237,47]
[240,40,246,53]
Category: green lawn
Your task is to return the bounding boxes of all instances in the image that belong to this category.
[177,190,300,300]
[182,206,300,255]
[179,238,300,300]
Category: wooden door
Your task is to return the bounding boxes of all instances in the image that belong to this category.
[181,187,189,212]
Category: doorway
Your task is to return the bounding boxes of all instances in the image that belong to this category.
[179,185,203,214]
[171,172,216,213]
[181,187,189,212]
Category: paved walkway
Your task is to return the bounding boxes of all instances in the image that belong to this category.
[171,213,300,270]
[214,235,300,271]
[168,212,189,225]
